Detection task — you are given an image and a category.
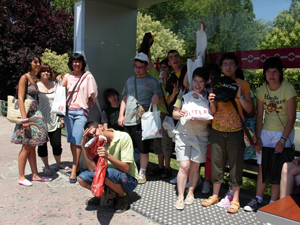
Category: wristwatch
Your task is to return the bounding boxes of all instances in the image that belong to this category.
[238,95,243,100]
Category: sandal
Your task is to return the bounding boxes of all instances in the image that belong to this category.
[43,168,52,176]
[57,164,70,171]
[161,168,172,178]
[227,201,240,213]
[149,167,164,176]
[202,196,220,207]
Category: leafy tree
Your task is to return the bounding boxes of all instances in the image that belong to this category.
[0,0,73,100]
[41,49,71,76]
[51,0,80,14]
[136,12,186,62]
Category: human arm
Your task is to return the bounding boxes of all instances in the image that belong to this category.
[97,146,130,173]
[275,96,296,153]
[80,128,97,172]
[254,98,264,154]
[183,71,189,89]
[166,80,179,104]
[18,75,30,130]
[118,95,127,127]
[208,92,218,116]
[235,81,253,114]
[293,157,300,166]
[172,106,187,120]
[151,94,164,105]
[62,74,68,87]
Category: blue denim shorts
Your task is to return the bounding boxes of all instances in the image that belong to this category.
[78,167,137,194]
[64,109,89,145]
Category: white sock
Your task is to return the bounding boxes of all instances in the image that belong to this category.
[228,189,233,195]
[139,168,146,174]
[256,196,263,203]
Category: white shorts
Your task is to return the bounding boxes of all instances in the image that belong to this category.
[175,134,208,163]
[256,129,295,164]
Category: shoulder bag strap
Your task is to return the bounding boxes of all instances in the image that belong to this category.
[232,100,254,146]
[134,75,139,107]
[66,74,83,107]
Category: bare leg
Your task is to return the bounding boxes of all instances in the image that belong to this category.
[78,177,91,190]
[232,186,241,202]
[212,183,221,199]
[27,147,42,180]
[164,156,171,169]
[105,178,125,196]
[70,143,81,179]
[40,156,50,170]
[139,153,149,171]
[280,162,299,198]
[270,184,280,201]
[157,153,164,168]
[187,161,200,197]
[177,160,190,200]
[256,164,267,197]
[18,145,31,181]
[54,154,61,167]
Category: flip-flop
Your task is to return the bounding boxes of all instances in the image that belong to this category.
[18,179,33,186]
[32,176,52,182]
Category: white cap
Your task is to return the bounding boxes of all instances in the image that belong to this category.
[132,52,149,64]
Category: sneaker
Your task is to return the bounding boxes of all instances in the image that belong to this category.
[115,194,129,213]
[138,173,146,184]
[170,176,177,184]
[202,182,210,194]
[216,191,233,208]
[244,198,260,212]
[184,195,195,205]
[175,199,184,210]
[149,166,164,176]
[85,196,100,206]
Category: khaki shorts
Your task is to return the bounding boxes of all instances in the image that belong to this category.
[175,134,208,163]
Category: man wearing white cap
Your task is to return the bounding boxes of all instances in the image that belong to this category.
[118,52,164,184]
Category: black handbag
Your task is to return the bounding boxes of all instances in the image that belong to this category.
[262,147,295,184]
[213,75,238,102]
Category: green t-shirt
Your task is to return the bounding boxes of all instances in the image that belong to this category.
[256,81,297,132]
[105,129,139,180]
[149,67,169,114]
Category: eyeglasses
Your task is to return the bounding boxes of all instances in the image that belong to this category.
[133,64,146,70]
[222,63,236,67]
[41,70,50,73]
[72,60,83,64]
[192,80,205,85]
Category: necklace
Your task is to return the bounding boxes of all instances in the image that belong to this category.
[29,72,37,83]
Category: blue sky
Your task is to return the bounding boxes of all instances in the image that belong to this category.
[252,0,292,21]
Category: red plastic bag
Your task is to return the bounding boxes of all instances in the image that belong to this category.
[85,135,107,198]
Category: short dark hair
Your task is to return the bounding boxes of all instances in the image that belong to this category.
[160,59,171,69]
[205,63,221,77]
[104,88,119,105]
[192,67,210,82]
[134,59,148,66]
[22,53,41,74]
[219,52,239,67]
[37,63,55,80]
[167,50,180,59]
[235,68,244,80]
[67,53,87,71]
[263,57,284,83]
[84,121,98,130]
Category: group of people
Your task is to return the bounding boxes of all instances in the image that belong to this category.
[11,48,299,214]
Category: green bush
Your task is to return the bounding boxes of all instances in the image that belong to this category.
[41,49,71,77]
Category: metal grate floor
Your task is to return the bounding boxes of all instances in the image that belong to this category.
[129,171,265,225]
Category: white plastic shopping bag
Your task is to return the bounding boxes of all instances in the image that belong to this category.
[187,23,207,89]
[141,104,162,140]
[51,79,66,116]
[180,91,213,125]
[162,115,175,138]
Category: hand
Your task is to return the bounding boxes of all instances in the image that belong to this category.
[208,92,216,103]
[233,81,242,98]
[179,109,187,118]
[254,139,262,154]
[60,119,65,128]
[173,81,179,95]
[118,115,125,127]
[81,127,93,147]
[151,94,159,105]
[198,21,206,31]
[275,139,285,153]
[56,75,62,82]
[97,146,108,159]
[293,157,300,166]
[22,122,30,131]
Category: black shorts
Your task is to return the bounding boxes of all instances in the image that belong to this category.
[124,124,151,154]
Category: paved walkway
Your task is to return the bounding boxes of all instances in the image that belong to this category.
[0,116,157,225]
